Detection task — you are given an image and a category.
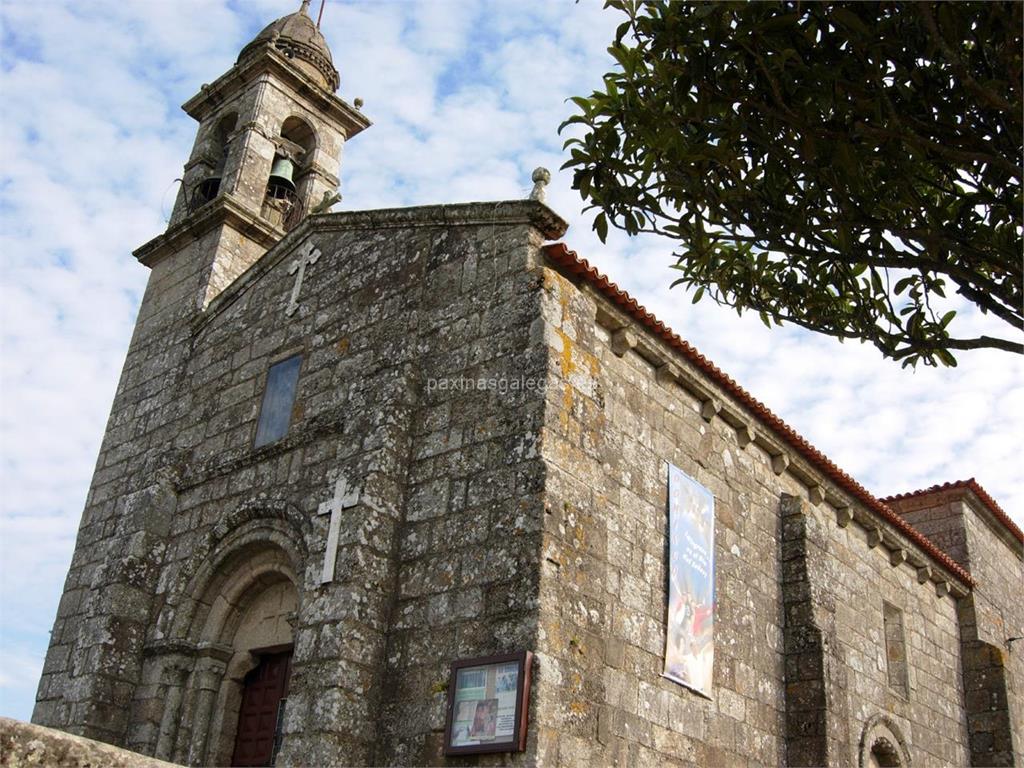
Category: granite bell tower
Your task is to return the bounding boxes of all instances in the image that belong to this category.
[153,0,368,309]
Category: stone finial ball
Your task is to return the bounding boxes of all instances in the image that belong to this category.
[354,97,364,109]
[532,167,551,185]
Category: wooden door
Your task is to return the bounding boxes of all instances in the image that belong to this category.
[231,650,292,767]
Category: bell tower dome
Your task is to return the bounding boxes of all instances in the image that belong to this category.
[238,0,340,91]
[135,0,370,309]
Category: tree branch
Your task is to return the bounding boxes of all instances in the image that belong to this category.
[916,3,1018,117]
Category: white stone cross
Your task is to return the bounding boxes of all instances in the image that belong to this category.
[317,476,360,584]
[285,242,322,317]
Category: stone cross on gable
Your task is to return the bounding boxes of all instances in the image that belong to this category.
[285,241,321,317]
[317,476,359,584]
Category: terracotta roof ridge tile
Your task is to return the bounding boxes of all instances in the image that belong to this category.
[882,479,1023,543]
[543,242,978,586]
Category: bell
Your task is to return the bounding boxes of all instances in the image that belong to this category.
[267,155,297,199]
[197,147,229,203]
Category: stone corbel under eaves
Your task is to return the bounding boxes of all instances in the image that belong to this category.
[820,490,969,598]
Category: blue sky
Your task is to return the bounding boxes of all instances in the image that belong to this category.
[1,0,1021,723]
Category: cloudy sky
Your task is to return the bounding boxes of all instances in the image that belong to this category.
[0,0,1020,723]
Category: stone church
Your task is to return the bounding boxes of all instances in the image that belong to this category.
[32,3,1023,767]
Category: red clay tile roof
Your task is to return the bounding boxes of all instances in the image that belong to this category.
[543,242,976,587]
[882,479,1023,544]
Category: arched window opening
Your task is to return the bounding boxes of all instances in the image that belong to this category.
[869,738,902,768]
[195,113,237,207]
[263,116,317,231]
[280,116,316,155]
[859,715,911,768]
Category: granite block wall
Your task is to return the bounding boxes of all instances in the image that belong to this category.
[32,221,239,743]
[959,507,1024,765]
[531,262,972,768]
[534,266,792,767]
[35,200,1014,767]
[795,497,968,767]
[893,490,1024,765]
[34,202,565,767]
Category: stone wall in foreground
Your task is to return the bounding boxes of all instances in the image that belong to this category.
[0,717,177,768]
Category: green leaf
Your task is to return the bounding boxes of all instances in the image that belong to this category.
[615,19,632,44]
[568,96,594,115]
[756,12,801,34]
[830,7,870,36]
[893,276,915,294]
[869,269,883,294]
[579,171,591,199]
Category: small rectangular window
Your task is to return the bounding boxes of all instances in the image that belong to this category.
[254,355,302,447]
[883,601,909,698]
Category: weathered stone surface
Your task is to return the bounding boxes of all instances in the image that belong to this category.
[891,487,1024,766]
[0,717,178,767]
[34,198,564,766]
[530,260,1008,767]
[31,5,1023,768]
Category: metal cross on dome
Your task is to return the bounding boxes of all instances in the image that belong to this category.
[297,0,329,27]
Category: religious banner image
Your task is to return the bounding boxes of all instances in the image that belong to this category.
[663,464,716,696]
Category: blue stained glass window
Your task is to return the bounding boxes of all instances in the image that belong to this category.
[254,355,302,447]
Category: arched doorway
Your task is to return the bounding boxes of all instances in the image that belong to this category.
[223,579,297,767]
[194,547,300,767]
[142,527,306,766]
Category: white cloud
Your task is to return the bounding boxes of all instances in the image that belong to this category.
[1,0,1021,727]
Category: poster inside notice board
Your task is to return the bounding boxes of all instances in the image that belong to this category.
[663,464,716,697]
[444,651,532,755]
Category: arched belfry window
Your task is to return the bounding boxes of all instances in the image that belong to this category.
[193,113,237,208]
[263,116,317,231]
[280,116,317,156]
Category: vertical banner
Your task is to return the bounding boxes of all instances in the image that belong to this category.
[663,464,715,696]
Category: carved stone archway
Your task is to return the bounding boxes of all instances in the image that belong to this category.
[859,714,912,768]
[191,546,299,766]
[138,506,309,766]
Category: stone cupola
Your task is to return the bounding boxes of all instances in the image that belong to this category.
[237,0,340,92]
